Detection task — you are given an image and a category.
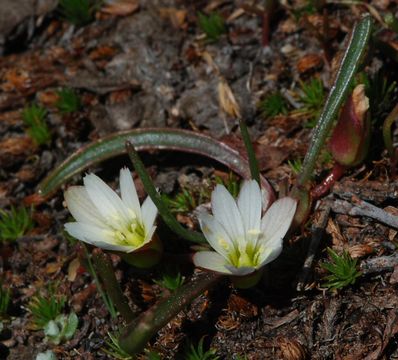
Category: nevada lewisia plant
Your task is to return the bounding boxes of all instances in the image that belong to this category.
[64,168,161,267]
[194,180,297,287]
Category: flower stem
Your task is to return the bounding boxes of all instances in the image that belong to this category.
[126,141,207,244]
[239,120,260,185]
[119,271,223,355]
[91,249,135,323]
[81,244,117,319]
[311,162,347,200]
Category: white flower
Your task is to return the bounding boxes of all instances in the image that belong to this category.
[64,168,158,253]
[193,180,297,276]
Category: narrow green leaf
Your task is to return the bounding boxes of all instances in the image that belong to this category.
[91,249,134,322]
[297,15,372,187]
[126,142,206,244]
[239,120,260,185]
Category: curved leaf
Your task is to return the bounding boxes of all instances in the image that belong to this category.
[38,128,274,199]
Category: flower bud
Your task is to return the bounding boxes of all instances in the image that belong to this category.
[328,84,370,167]
[230,269,263,289]
[120,234,163,268]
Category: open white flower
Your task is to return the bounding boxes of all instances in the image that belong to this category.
[193,180,297,276]
[64,168,158,253]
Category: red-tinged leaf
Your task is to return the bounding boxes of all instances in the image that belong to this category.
[329,84,370,167]
[38,128,274,200]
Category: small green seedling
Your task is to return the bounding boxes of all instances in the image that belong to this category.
[36,350,57,360]
[361,71,397,120]
[298,78,325,128]
[0,206,34,243]
[154,265,185,292]
[162,188,197,213]
[184,338,219,360]
[384,12,398,33]
[0,282,11,316]
[22,104,51,145]
[321,248,361,290]
[197,12,226,42]
[44,312,78,345]
[215,173,240,199]
[145,351,162,360]
[56,88,81,114]
[58,0,101,26]
[103,332,162,359]
[102,332,134,360]
[287,158,303,175]
[28,284,66,330]
[292,0,317,20]
[259,92,288,118]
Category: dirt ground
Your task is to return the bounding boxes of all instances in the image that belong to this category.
[0,0,397,359]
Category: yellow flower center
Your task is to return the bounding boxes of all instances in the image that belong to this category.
[225,230,264,268]
[108,212,146,247]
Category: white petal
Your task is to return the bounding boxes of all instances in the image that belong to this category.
[65,222,134,252]
[256,244,283,268]
[237,180,262,235]
[64,186,105,228]
[224,264,256,276]
[143,225,157,245]
[211,184,244,245]
[198,212,234,261]
[141,196,158,233]
[83,173,130,223]
[119,168,141,219]
[193,251,234,275]
[260,197,297,249]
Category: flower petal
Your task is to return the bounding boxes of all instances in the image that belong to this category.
[83,173,130,223]
[143,225,157,245]
[64,222,134,252]
[211,184,244,245]
[64,186,105,228]
[198,212,234,261]
[141,196,158,234]
[119,168,141,219]
[237,180,262,236]
[224,264,256,276]
[256,244,283,268]
[260,197,297,249]
[193,251,235,275]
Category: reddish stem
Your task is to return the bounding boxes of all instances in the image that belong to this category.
[262,10,271,47]
[311,163,347,199]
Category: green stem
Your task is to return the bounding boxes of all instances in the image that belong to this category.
[297,15,372,187]
[239,120,260,185]
[126,141,207,244]
[119,271,223,355]
[82,244,117,319]
[92,249,135,323]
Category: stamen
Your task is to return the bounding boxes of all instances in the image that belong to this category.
[218,237,229,250]
[248,229,261,235]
